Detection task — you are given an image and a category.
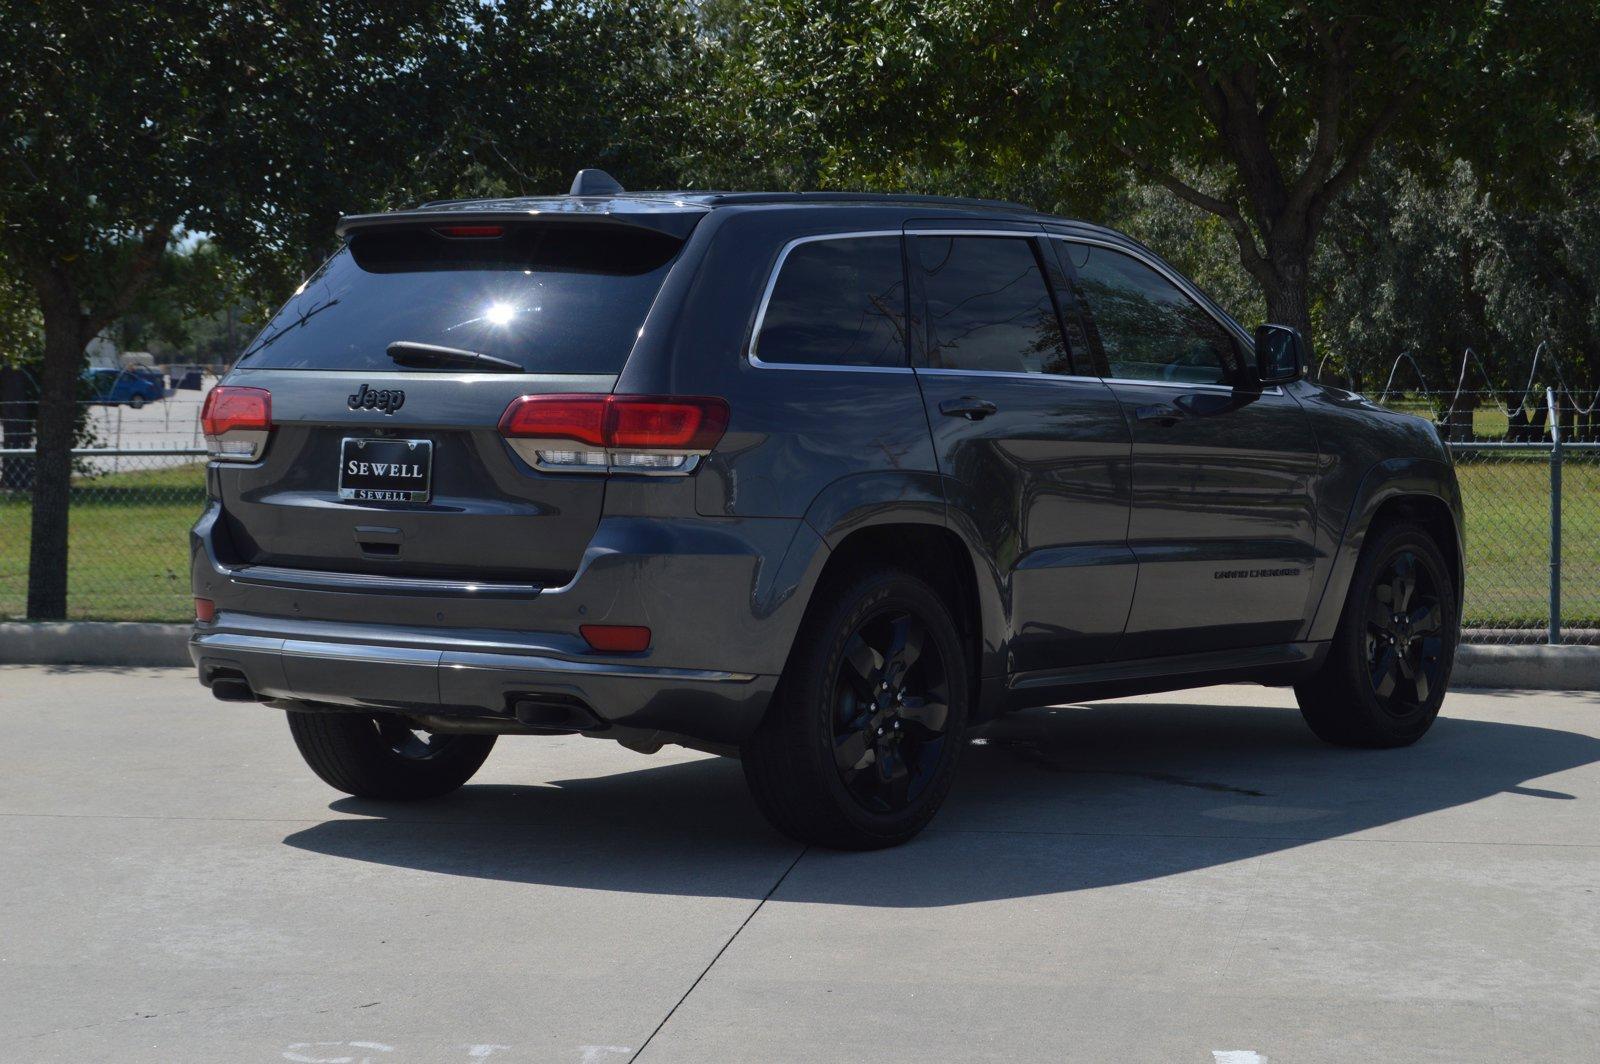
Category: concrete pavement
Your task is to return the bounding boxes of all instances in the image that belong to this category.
[2,667,1596,1062]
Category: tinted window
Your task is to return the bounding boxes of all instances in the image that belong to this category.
[755,236,908,367]
[237,223,683,373]
[1061,243,1237,384]
[917,236,1068,374]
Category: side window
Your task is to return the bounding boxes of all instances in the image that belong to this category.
[754,236,908,367]
[1062,243,1237,384]
[916,235,1070,375]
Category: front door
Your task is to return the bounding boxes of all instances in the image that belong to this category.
[1051,237,1320,659]
[908,227,1135,673]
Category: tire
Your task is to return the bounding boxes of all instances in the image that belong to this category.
[286,710,495,800]
[128,395,145,410]
[1295,521,1458,748]
[741,567,970,849]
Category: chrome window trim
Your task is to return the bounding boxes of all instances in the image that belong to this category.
[746,226,1282,394]
[747,230,915,374]
[916,366,1101,385]
[916,366,1281,396]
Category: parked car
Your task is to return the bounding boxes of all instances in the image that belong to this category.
[83,367,165,408]
[191,170,1463,848]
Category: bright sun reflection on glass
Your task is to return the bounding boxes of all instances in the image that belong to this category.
[484,302,515,326]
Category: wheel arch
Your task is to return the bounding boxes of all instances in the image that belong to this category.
[773,473,1006,724]
[1306,457,1464,642]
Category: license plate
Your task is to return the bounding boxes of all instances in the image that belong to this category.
[339,438,433,503]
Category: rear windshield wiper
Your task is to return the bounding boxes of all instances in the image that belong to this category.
[386,341,523,373]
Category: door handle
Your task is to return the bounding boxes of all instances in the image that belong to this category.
[1135,402,1184,425]
[939,397,998,421]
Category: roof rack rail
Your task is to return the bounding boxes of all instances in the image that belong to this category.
[693,190,1038,212]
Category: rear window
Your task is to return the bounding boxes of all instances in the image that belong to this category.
[237,223,683,373]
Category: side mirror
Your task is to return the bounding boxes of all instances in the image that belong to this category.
[1254,323,1305,385]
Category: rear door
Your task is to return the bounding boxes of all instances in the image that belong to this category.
[213,216,695,587]
[1050,237,1320,658]
[908,224,1134,673]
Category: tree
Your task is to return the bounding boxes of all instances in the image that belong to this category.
[0,2,470,617]
[712,1,1599,341]
[1,1,706,618]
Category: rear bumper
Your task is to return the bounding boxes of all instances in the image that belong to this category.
[191,614,776,746]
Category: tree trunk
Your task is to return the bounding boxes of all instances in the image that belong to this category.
[26,285,90,620]
[1262,276,1313,343]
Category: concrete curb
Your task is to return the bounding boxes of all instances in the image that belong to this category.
[1,622,1596,690]
[0,622,191,667]
[1455,643,1600,692]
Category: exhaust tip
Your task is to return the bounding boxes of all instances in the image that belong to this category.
[510,696,605,732]
[206,668,259,703]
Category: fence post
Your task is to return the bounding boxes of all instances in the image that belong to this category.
[1548,386,1562,646]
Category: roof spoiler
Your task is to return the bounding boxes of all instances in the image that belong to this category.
[336,205,705,242]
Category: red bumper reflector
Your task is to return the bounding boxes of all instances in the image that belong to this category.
[580,624,651,653]
[194,598,216,624]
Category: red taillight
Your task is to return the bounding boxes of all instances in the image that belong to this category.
[580,624,651,653]
[201,386,271,435]
[434,225,505,238]
[608,398,729,450]
[498,394,729,473]
[499,395,610,446]
[194,598,216,623]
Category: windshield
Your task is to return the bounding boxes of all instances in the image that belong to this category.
[237,223,684,373]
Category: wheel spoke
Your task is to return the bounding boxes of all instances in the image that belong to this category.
[879,750,911,808]
[1370,646,1399,699]
[1410,602,1442,636]
[1412,667,1430,704]
[1392,553,1417,611]
[882,614,924,685]
[897,694,949,735]
[841,634,883,699]
[834,728,875,773]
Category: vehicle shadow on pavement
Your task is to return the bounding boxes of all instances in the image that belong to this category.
[281,700,1600,906]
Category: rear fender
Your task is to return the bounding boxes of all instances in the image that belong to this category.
[789,470,1008,688]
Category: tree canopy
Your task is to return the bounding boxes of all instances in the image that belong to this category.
[707,1,1600,339]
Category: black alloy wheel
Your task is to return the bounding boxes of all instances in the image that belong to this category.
[741,567,970,849]
[1294,521,1457,748]
[831,608,952,814]
[1364,548,1446,712]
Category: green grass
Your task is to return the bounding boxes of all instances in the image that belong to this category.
[1,455,1594,629]
[0,463,207,622]
[1455,454,1600,629]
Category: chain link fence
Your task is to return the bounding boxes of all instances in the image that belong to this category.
[1,372,215,621]
[1,380,1596,639]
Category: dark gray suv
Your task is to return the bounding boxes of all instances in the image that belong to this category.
[191,170,1463,848]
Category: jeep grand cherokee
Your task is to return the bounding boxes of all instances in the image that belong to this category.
[191,169,1463,849]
